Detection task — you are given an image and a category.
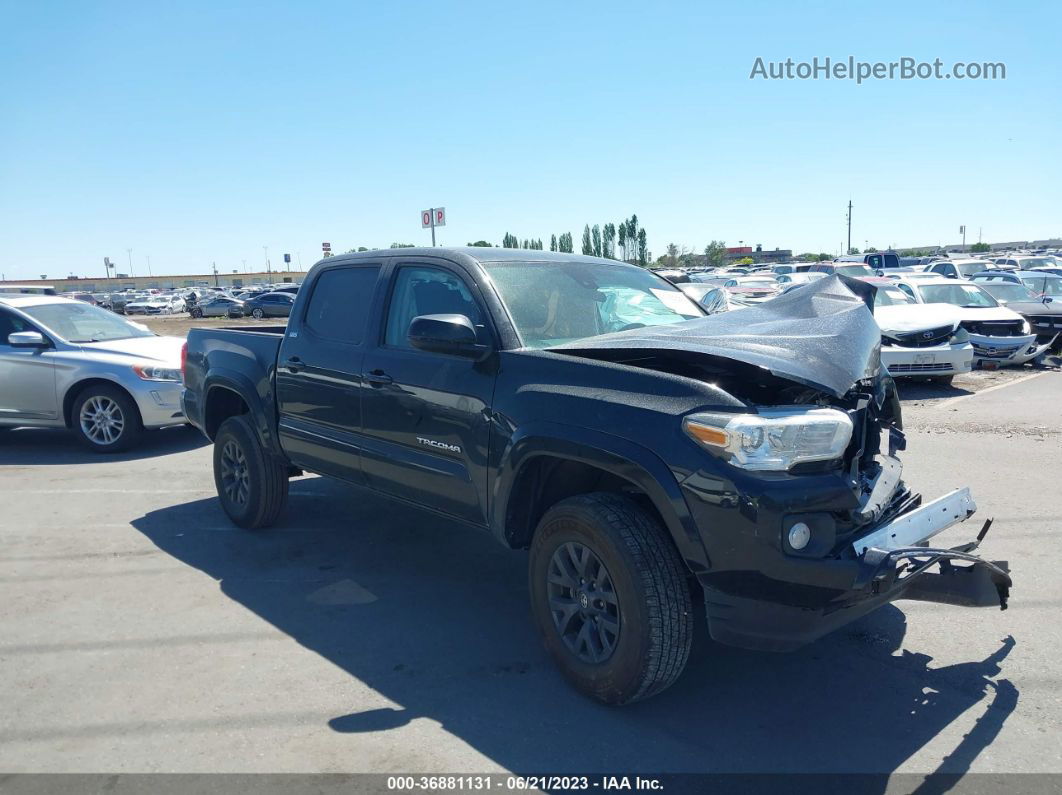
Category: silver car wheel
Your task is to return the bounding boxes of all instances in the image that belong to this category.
[79,396,125,446]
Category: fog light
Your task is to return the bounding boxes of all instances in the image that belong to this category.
[788,522,811,550]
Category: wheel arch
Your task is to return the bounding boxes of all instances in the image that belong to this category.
[200,369,281,455]
[492,423,709,574]
[63,377,143,429]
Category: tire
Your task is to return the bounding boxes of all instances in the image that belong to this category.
[190,308,203,318]
[251,308,264,319]
[930,375,954,385]
[71,384,142,453]
[528,492,693,705]
[213,415,288,529]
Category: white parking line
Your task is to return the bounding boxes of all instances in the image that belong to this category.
[932,371,1051,410]
[12,489,210,495]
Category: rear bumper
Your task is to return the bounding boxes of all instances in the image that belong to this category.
[881,342,973,377]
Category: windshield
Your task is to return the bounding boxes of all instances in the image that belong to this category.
[919,284,999,308]
[487,261,703,347]
[1018,258,1053,269]
[981,283,1037,302]
[732,278,777,288]
[21,302,155,342]
[836,264,875,277]
[956,262,991,277]
[1020,275,1062,295]
[874,287,915,307]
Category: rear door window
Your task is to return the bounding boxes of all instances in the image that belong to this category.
[302,267,381,345]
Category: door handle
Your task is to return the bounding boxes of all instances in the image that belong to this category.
[284,356,303,372]
[365,370,393,386]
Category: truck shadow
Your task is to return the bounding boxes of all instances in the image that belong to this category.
[0,424,207,465]
[130,476,1017,779]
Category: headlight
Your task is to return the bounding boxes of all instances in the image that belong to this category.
[133,364,182,382]
[950,326,970,344]
[683,408,853,471]
[1021,320,1031,334]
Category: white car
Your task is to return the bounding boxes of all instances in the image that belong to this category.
[872,284,972,383]
[892,278,1050,366]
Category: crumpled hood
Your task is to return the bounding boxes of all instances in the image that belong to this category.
[550,275,881,398]
[875,302,962,334]
[79,335,184,365]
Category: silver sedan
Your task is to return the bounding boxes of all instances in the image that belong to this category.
[0,295,186,452]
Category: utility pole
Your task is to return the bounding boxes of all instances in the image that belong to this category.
[126,248,134,277]
[212,262,219,287]
[146,255,152,277]
[263,246,270,275]
[846,201,853,255]
[961,225,966,251]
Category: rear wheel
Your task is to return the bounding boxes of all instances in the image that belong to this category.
[213,415,288,528]
[190,307,203,318]
[529,492,693,705]
[251,308,264,319]
[71,384,142,453]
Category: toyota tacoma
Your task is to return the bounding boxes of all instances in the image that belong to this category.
[181,248,1011,704]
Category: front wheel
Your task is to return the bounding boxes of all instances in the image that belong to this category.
[213,415,289,528]
[251,308,264,319]
[190,307,203,318]
[528,493,693,705]
[71,385,142,453]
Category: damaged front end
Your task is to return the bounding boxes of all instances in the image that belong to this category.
[551,275,1011,652]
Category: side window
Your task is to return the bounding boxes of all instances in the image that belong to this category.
[867,255,882,268]
[384,266,484,349]
[0,310,35,343]
[897,283,916,298]
[303,267,380,344]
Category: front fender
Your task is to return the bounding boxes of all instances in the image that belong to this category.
[203,367,281,456]
[491,421,710,574]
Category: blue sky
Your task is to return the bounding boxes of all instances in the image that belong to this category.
[1,0,1058,280]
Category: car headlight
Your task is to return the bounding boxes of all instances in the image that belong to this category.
[1021,320,1031,334]
[950,326,970,344]
[683,408,853,471]
[133,364,182,382]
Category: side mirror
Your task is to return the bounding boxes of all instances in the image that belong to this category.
[408,314,490,359]
[8,331,48,348]
[1045,296,1054,303]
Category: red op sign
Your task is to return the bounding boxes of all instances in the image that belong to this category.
[420,207,446,228]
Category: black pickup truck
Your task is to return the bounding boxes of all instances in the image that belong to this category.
[181,248,1010,704]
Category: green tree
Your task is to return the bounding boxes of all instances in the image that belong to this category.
[637,228,647,266]
[390,242,414,248]
[550,234,558,252]
[817,253,831,261]
[592,225,602,257]
[467,240,492,247]
[558,232,574,253]
[970,242,990,253]
[736,256,755,265]
[703,240,728,268]
[581,225,593,255]
[502,233,518,248]
[797,252,818,262]
[617,224,628,261]
[602,223,616,259]
[847,247,861,255]
[866,247,878,253]
[665,243,679,267]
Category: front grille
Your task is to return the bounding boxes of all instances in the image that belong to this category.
[1029,316,1062,329]
[883,324,954,348]
[888,363,954,373]
[961,320,1025,336]
[972,343,1022,358]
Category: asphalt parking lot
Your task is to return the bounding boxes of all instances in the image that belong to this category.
[1,367,1059,776]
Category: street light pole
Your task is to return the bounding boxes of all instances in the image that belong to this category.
[846,201,853,255]
[263,246,270,275]
[146,255,152,277]
[126,248,134,277]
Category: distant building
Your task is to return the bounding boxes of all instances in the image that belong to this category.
[724,244,792,263]
[0,270,307,294]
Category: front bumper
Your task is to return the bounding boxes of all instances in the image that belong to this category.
[684,466,1011,652]
[131,380,185,427]
[969,332,1050,366]
[881,341,973,378]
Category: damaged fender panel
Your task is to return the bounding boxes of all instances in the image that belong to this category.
[549,275,881,399]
